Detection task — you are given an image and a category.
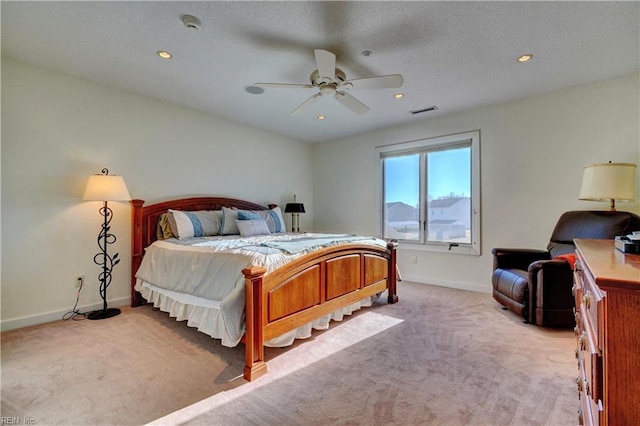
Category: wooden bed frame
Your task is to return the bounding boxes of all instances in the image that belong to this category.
[130,197,398,381]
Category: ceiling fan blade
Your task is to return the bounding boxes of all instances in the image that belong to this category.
[334,91,369,115]
[291,93,322,115]
[255,82,314,89]
[345,74,404,90]
[314,49,336,82]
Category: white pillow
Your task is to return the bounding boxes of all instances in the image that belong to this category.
[236,219,271,237]
[167,209,222,239]
[236,206,287,233]
[220,207,240,235]
[266,206,287,233]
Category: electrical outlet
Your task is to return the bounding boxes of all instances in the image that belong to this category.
[74,275,84,288]
[411,255,418,264]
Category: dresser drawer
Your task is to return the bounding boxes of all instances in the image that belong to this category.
[578,391,597,426]
[574,260,604,349]
[574,257,603,406]
[577,310,603,403]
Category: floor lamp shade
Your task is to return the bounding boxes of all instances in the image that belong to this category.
[83,174,131,201]
[579,162,636,211]
[83,169,130,320]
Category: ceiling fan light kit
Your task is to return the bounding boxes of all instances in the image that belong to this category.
[181,15,202,30]
[255,49,404,116]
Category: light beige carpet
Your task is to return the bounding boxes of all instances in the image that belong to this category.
[1,282,577,425]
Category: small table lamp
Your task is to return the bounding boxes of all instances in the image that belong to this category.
[579,162,636,211]
[284,195,305,233]
[82,168,131,320]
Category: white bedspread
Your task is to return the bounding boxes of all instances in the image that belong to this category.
[135,233,387,347]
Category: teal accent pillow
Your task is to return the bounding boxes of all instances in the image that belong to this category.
[237,210,262,221]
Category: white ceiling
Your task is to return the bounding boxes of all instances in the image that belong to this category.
[2,1,639,143]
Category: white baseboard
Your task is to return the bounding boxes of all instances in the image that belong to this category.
[1,296,130,332]
[2,279,490,331]
[400,275,492,294]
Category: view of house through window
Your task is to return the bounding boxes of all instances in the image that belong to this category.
[379,131,480,254]
[383,153,420,241]
[426,146,471,244]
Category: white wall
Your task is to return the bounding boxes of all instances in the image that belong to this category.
[313,72,640,293]
[3,57,638,329]
[1,58,313,329]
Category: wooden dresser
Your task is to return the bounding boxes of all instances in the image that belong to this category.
[573,239,640,425]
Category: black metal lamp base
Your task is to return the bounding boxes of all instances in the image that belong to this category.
[87,307,121,320]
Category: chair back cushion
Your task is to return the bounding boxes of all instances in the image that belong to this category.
[547,210,640,257]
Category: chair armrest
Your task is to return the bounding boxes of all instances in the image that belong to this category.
[527,259,573,277]
[492,248,550,271]
[527,259,575,325]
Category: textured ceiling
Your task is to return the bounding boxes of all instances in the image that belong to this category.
[2,1,639,143]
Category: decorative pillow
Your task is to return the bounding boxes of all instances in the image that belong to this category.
[237,210,262,221]
[220,207,240,235]
[156,213,175,240]
[237,207,287,233]
[236,219,271,237]
[266,206,287,233]
[167,209,222,239]
[554,253,577,270]
[222,206,287,235]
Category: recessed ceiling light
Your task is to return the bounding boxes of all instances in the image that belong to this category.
[157,51,172,59]
[317,115,326,120]
[393,93,404,99]
[245,85,265,95]
[517,54,533,63]
[361,50,373,57]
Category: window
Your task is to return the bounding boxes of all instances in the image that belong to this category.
[377,131,481,255]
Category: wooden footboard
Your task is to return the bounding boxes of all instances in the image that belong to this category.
[130,197,398,382]
[243,241,398,381]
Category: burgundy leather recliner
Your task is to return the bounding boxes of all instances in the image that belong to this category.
[492,210,640,327]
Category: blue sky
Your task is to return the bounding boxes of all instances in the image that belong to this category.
[384,147,470,206]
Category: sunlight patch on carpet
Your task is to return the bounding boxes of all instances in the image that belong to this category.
[147,311,404,425]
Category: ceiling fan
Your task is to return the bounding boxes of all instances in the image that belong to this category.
[255,49,404,115]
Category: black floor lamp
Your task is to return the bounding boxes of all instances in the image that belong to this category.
[82,168,131,320]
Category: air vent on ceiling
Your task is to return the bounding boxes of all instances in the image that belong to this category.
[410,106,438,115]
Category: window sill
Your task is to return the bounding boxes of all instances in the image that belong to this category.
[395,240,481,256]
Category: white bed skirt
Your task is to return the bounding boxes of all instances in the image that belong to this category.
[135,280,378,348]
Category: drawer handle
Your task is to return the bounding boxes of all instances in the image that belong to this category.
[578,332,586,351]
[576,375,584,392]
[583,292,591,309]
[585,378,591,396]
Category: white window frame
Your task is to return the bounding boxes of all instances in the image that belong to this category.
[376,130,481,256]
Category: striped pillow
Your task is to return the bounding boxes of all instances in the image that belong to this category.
[167,209,222,239]
[223,206,287,234]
